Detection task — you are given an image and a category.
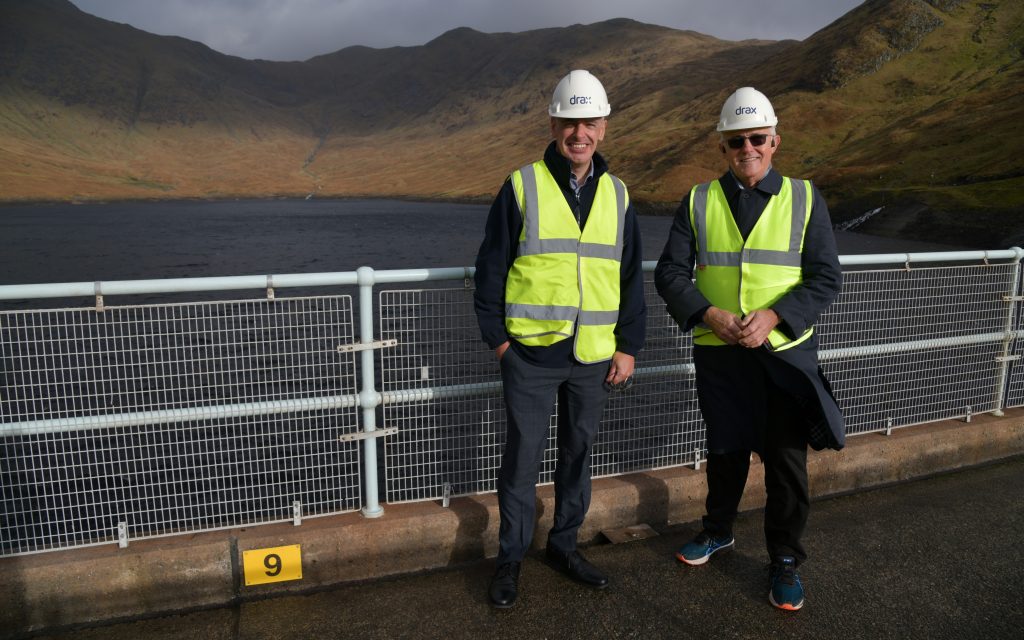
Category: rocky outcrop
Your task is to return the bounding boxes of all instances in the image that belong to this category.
[822,1,944,88]
[757,0,951,92]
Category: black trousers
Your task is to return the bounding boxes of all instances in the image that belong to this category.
[694,346,811,565]
[495,347,610,565]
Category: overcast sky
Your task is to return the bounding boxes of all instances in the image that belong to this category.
[71,0,864,62]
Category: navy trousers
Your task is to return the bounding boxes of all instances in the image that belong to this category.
[495,347,610,564]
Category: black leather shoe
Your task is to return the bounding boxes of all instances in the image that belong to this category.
[488,561,521,608]
[545,546,609,588]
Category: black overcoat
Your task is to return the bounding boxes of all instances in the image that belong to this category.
[655,169,845,452]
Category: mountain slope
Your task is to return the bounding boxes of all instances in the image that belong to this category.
[1,0,1022,247]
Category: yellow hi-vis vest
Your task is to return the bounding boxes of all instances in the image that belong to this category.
[691,176,814,351]
[504,160,628,363]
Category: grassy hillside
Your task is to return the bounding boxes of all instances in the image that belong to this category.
[775,0,1024,244]
[1,0,1022,247]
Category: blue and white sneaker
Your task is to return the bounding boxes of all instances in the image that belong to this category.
[675,531,735,566]
[768,556,804,611]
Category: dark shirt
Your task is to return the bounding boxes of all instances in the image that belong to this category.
[473,141,647,367]
[654,168,841,339]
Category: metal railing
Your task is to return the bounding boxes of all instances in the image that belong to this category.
[1,249,1021,556]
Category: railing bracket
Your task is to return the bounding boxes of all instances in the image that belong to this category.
[292,500,302,526]
[442,482,452,508]
[885,417,893,436]
[963,406,972,423]
[266,275,275,300]
[117,521,129,548]
[337,339,398,353]
[95,282,105,312]
[338,426,398,443]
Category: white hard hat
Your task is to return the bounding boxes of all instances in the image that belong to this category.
[548,70,611,119]
[717,87,778,132]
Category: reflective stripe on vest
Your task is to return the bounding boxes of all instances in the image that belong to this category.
[691,176,814,351]
[504,161,627,363]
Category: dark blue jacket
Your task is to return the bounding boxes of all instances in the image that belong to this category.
[474,142,647,367]
[654,168,841,339]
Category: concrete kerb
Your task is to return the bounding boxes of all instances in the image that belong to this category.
[3,410,1024,636]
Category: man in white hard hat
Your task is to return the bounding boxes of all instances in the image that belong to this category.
[474,69,646,608]
[655,87,844,611]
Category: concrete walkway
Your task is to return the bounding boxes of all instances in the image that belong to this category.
[24,455,1024,640]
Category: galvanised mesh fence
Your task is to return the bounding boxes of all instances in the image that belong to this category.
[818,262,1018,433]
[1,296,361,556]
[379,257,1022,503]
[2,251,1022,555]
[1005,267,1024,408]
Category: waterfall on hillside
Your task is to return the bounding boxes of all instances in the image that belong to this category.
[836,207,884,232]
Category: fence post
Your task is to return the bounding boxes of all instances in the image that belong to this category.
[357,266,384,518]
[991,247,1024,417]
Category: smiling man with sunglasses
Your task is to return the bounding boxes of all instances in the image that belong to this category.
[654,87,845,612]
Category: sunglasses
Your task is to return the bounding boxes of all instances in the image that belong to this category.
[725,134,773,149]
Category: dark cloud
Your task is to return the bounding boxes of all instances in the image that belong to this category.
[72,0,864,61]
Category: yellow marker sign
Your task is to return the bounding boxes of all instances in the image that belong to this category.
[242,544,302,586]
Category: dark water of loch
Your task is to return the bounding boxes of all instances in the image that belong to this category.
[0,198,968,287]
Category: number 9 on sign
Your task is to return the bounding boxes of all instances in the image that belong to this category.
[243,545,302,585]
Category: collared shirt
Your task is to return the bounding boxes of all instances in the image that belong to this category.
[569,162,595,225]
[568,162,595,196]
[726,166,777,240]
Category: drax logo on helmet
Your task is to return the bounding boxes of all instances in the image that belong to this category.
[735,106,758,115]
[569,95,593,105]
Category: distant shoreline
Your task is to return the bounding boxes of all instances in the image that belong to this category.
[0,193,681,208]
[0,193,492,209]
[0,194,688,221]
